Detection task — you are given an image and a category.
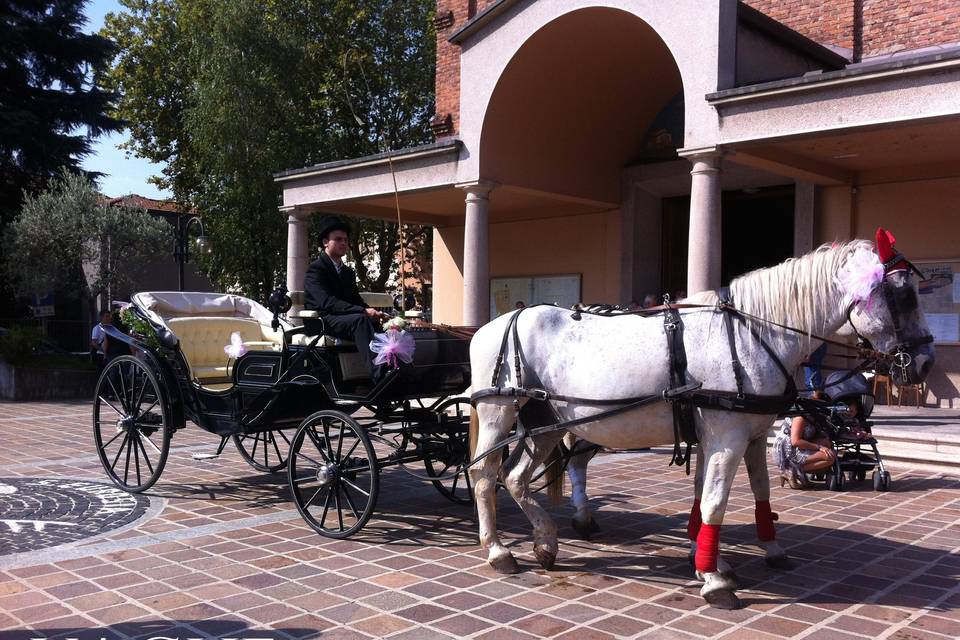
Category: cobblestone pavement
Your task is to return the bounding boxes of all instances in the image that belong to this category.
[0,400,958,640]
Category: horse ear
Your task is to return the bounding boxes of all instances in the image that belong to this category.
[875,227,907,272]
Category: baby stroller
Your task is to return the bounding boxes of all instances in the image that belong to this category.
[813,371,892,492]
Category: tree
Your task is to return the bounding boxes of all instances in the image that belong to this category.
[0,0,121,227]
[3,170,170,320]
[101,0,436,301]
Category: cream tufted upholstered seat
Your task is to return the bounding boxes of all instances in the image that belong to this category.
[165,317,280,383]
[130,291,285,386]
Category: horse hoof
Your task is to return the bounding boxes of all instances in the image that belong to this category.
[571,517,600,540]
[765,554,793,570]
[533,545,557,571]
[490,554,520,574]
[704,589,741,610]
[696,570,739,588]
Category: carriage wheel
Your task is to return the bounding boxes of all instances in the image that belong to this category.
[288,410,379,538]
[233,429,291,473]
[93,355,170,493]
[424,398,473,505]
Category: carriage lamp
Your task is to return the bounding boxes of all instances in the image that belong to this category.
[195,233,212,256]
[174,215,212,291]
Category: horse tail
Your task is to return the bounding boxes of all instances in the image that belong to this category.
[469,406,479,460]
[544,442,565,507]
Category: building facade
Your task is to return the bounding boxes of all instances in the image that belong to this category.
[276,0,960,406]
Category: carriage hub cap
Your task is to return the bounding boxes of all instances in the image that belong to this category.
[316,463,338,486]
[116,416,135,433]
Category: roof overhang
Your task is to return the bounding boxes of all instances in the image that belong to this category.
[710,46,960,185]
[276,141,463,225]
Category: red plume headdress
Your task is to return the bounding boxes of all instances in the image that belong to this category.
[875,228,909,274]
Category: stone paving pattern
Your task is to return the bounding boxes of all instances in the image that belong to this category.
[0,401,958,639]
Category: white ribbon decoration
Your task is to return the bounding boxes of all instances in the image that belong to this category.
[836,246,884,306]
[224,331,248,359]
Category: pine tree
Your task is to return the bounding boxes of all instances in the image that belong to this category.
[0,0,121,228]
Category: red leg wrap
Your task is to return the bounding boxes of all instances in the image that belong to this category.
[695,523,721,573]
[687,499,702,541]
[755,500,778,542]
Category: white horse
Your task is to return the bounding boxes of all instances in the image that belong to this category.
[469,239,934,609]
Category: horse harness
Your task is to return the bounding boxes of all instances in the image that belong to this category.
[469,249,937,473]
[470,294,799,473]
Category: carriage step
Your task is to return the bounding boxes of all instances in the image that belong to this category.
[191,452,222,461]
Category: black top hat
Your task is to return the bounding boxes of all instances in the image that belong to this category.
[317,216,351,242]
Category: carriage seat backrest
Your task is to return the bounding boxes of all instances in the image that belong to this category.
[166,316,279,383]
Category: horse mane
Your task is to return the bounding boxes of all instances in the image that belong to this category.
[689,239,873,338]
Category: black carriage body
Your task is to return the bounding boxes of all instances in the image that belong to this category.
[105,313,470,438]
[372,326,471,401]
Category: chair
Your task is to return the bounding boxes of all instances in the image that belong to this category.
[872,373,892,405]
[897,382,925,408]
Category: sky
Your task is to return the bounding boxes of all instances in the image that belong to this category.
[80,0,172,200]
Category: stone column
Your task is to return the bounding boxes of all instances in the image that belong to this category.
[459,182,495,326]
[794,181,815,257]
[284,207,310,317]
[684,150,723,295]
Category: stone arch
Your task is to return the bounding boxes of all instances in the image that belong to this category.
[477,6,685,204]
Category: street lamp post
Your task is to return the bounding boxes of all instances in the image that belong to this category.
[174,215,211,291]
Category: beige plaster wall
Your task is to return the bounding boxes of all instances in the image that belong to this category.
[432,210,624,325]
[815,176,960,407]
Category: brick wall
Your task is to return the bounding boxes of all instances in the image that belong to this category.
[744,0,960,59]
[860,0,960,56]
[744,0,856,50]
[432,0,506,137]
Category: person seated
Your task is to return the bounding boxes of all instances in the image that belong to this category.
[773,391,838,489]
[303,217,389,380]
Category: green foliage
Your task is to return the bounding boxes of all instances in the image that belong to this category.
[2,170,171,305]
[119,307,161,351]
[0,0,121,228]
[101,0,437,301]
[0,326,43,366]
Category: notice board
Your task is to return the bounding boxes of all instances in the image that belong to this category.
[490,274,581,320]
[915,259,960,345]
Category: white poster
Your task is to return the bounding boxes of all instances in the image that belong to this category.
[925,313,960,344]
[490,275,581,319]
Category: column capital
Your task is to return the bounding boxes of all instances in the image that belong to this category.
[456,180,498,199]
[280,205,311,222]
[676,145,724,161]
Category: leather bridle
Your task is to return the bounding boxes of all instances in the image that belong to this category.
[843,252,934,382]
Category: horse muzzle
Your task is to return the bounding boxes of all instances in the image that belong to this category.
[889,337,935,386]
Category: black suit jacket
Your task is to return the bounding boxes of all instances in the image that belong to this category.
[304,253,369,316]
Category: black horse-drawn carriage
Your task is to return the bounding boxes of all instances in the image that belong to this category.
[94,289,472,537]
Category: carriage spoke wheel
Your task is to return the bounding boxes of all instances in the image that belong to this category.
[233,429,291,473]
[288,410,378,538]
[93,355,170,493]
[424,398,473,505]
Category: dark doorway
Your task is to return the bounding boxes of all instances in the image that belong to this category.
[660,196,690,299]
[721,186,794,283]
[660,185,794,294]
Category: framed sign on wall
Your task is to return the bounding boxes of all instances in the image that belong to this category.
[490,274,581,320]
[915,259,960,345]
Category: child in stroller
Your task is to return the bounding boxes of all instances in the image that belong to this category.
[815,370,892,491]
[774,371,890,491]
